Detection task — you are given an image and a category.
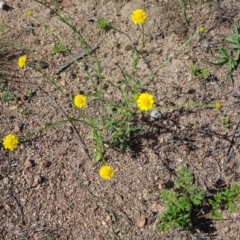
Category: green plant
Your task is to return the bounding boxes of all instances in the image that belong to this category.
[22,1,205,168]
[96,17,112,30]
[205,21,240,80]
[0,91,15,101]
[190,65,209,78]
[0,79,15,101]
[209,183,240,219]
[51,42,68,54]
[0,79,6,90]
[159,166,204,231]
[222,117,230,128]
[106,110,141,151]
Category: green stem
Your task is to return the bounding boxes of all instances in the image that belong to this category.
[140,24,145,52]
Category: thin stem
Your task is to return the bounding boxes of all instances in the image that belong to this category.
[140,24,145,52]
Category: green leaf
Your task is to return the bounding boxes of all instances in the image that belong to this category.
[236,193,240,202]
[0,79,6,90]
[94,151,103,161]
[160,190,177,205]
[0,91,15,101]
[226,202,238,212]
[209,210,223,220]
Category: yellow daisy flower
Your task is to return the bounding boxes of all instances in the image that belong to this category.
[99,165,114,180]
[18,55,27,68]
[215,102,222,109]
[27,11,33,17]
[73,94,87,109]
[136,92,154,111]
[199,26,205,33]
[131,9,147,25]
[2,134,19,151]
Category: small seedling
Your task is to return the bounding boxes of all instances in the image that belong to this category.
[190,65,209,78]
[205,21,240,80]
[222,117,230,128]
[209,183,240,219]
[51,42,68,54]
[96,17,112,30]
[0,91,15,101]
[159,166,204,231]
[0,79,6,90]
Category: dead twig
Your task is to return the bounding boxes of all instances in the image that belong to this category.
[212,153,222,172]
[55,45,98,74]
[225,117,240,165]
[9,190,25,226]
[37,87,92,161]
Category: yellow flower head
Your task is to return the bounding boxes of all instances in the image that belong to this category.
[27,11,33,17]
[136,92,154,111]
[199,26,205,33]
[73,94,87,109]
[215,102,222,109]
[2,134,19,151]
[99,165,114,180]
[18,55,27,68]
[131,9,146,25]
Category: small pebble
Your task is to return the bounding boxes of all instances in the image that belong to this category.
[226,162,235,169]
[14,122,22,133]
[4,204,11,212]
[115,194,124,205]
[150,109,161,121]
[33,175,42,187]
[142,189,149,201]
[3,177,9,185]
[135,217,146,228]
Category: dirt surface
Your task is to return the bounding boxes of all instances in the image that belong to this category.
[1,0,240,239]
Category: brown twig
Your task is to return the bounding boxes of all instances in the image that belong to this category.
[55,46,98,74]
[37,87,92,161]
[225,117,240,165]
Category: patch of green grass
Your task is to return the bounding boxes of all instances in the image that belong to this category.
[190,65,209,78]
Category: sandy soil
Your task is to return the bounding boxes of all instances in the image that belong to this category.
[1,0,240,239]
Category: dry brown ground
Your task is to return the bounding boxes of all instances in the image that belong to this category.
[1,0,240,239]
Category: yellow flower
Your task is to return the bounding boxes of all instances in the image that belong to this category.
[199,26,205,33]
[131,9,146,25]
[27,11,33,17]
[215,102,222,109]
[136,92,154,111]
[18,55,27,68]
[73,94,87,109]
[2,134,19,151]
[99,165,114,180]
